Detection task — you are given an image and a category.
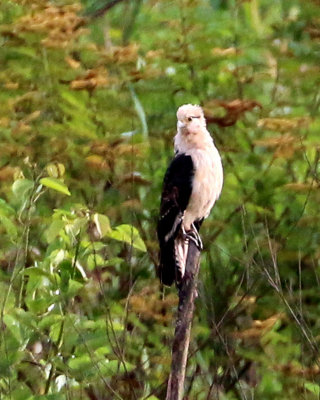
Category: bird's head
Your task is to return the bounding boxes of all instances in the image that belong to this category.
[176,104,206,136]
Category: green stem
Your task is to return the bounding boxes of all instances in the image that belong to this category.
[122,0,142,45]
[45,318,65,394]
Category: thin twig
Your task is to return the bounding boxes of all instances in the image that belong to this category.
[91,240,138,400]
[89,0,127,19]
[69,317,124,400]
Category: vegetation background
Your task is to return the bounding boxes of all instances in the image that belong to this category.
[0,0,319,398]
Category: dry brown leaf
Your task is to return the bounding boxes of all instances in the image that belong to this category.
[103,43,139,64]
[70,68,108,91]
[114,143,142,157]
[232,314,283,341]
[13,122,31,134]
[0,166,16,181]
[5,82,19,90]
[257,117,310,132]
[297,215,320,227]
[24,110,41,123]
[254,133,301,159]
[211,47,237,57]
[146,49,164,59]
[128,285,177,323]
[0,143,31,158]
[122,199,141,210]
[283,182,319,192]
[119,173,151,186]
[14,3,86,48]
[129,67,162,82]
[0,117,10,127]
[10,0,47,6]
[254,134,295,147]
[11,91,41,108]
[204,99,261,127]
[305,19,320,39]
[90,142,114,159]
[274,363,320,378]
[252,315,280,330]
[85,155,109,170]
[65,56,81,69]
[234,295,257,307]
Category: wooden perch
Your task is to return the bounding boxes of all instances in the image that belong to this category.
[166,241,201,400]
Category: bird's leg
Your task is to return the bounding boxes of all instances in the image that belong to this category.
[181,223,203,251]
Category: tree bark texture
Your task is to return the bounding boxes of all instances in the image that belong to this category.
[166,241,201,400]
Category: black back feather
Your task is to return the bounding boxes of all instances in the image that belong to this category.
[157,154,194,286]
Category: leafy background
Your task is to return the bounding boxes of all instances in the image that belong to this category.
[0,0,319,398]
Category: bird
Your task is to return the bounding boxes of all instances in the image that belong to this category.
[157,104,223,286]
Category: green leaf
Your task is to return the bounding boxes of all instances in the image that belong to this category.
[68,356,130,379]
[95,346,111,356]
[32,394,65,400]
[0,198,15,216]
[3,314,31,347]
[77,332,111,354]
[8,385,33,400]
[67,279,84,297]
[305,382,320,396]
[68,354,92,375]
[13,308,37,330]
[0,215,17,239]
[98,359,126,377]
[23,267,52,280]
[87,253,105,270]
[107,224,146,252]
[12,179,33,199]
[40,178,71,196]
[49,321,65,344]
[0,282,16,313]
[0,348,24,376]
[45,219,65,243]
[65,217,87,239]
[93,213,111,238]
[38,314,63,330]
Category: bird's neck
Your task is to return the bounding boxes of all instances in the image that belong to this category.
[174,128,214,153]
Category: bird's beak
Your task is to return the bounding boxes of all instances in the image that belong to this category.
[177,120,185,129]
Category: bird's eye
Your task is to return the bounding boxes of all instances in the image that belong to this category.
[187,117,192,122]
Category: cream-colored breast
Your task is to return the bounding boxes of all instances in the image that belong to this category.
[183,146,223,230]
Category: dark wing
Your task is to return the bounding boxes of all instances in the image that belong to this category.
[157,153,194,286]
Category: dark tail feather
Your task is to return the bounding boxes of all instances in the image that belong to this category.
[158,239,176,286]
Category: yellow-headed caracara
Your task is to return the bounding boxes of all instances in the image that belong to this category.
[157,104,223,286]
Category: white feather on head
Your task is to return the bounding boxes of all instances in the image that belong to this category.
[176,104,204,122]
[175,104,211,153]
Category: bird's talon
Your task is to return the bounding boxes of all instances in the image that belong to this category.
[182,227,203,251]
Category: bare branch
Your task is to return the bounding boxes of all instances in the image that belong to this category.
[166,241,201,400]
